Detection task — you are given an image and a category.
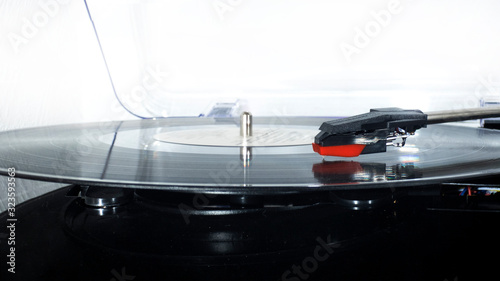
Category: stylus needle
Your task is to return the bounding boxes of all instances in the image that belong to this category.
[313,107,500,157]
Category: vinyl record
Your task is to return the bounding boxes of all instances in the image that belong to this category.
[1,117,500,194]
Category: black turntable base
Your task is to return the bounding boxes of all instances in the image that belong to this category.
[2,181,500,281]
[2,117,500,280]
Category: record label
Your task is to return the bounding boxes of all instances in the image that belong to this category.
[154,127,319,147]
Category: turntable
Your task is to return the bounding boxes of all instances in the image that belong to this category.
[3,108,500,280]
[2,1,500,281]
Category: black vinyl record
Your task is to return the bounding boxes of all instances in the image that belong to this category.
[1,117,500,194]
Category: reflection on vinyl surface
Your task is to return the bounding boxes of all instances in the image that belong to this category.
[0,117,500,194]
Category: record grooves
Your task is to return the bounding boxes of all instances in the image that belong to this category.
[1,117,500,194]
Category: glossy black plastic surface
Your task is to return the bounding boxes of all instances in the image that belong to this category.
[2,184,500,280]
